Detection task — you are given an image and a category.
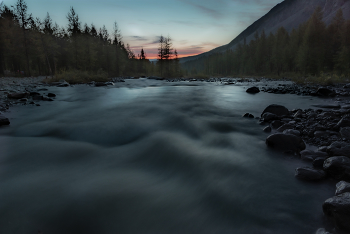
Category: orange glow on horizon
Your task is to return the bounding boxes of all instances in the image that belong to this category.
[146,53,202,60]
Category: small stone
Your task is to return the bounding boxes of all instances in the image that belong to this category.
[295,167,326,181]
[47,93,56,97]
[323,156,350,181]
[261,104,289,117]
[336,181,350,195]
[266,133,306,153]
[263,126,272,133]
[0,114,10,126]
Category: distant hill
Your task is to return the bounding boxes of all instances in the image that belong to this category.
[180,0,350,63]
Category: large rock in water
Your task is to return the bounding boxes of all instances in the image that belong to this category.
[327,141,350,157]
[323,156,350,181]
[315,87,335,97]
[7,92,29,99]
[261,104,289,117]
[266,133,306,153]
[246,86,260,94]
[323,192,350,232]
[336,181,350,195]
[295,167,326,181]
[0,114,10,126]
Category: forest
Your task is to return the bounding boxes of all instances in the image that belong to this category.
[182,8,350,79]
[0,0,181,80]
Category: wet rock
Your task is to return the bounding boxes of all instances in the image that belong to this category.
[313,157,326,168]
[323,192,350,232]
[57,80,70,87]
[312,104,340,109]
[319,146,328,152]
[0,114,10,126]
[336,181,350,195]
[32,95,43,101]
[293,110,303,118]
[7,92,29,99]
[29,92,40,96]
[271,120,284,129]
[261,104,290,117]
[47,93,56,97]
[300,150,328,161]
[277,123,294,132]
[323,156,350,181]
[263,126,272,133]
[315,228,332,234]
[314,131,330,138]
[246,86,260,94]
[262,112,279,122]
[295,167,326,181]
[266,133,306,153]
[243,113,254,118]
[43,97,54,101]
[340,127,350,140]
[315,88,335,97]
[283,129,300,136]
[335,117,350,129]
[327,141,350,157]
[95,82,108,87]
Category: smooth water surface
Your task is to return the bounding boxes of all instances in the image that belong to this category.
[0,80,336,233]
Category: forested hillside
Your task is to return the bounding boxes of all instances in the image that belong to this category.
[0,0,181,78]
[182,8,350,78]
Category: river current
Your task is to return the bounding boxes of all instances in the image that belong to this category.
[0,79,337,233]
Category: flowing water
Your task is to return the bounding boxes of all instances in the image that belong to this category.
[0,79,337,233]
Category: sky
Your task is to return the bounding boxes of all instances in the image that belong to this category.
[2,0,283,59]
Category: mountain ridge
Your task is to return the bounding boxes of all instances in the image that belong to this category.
[180,0,350,63]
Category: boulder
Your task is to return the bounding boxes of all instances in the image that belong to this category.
[313,157,326,168]
[263,126,272,133]
[283,129,300,136]
[246,86,260,94]
[300,149,328,161]
[32,95,43,101]
[315,228,332,234]
[47,93,56,97]
[312,104,340,109]
[336,117,350,129]
[262,112,279,122]
[261,104,289,117]
[266,133,306,153]
[340,127,350,140]
[295,167,326,181]
[7,92,29,99]
[243,113,254,118]
[315,87,335,97]
[323,156,350,181]
[327,141,350,157]
[277,123,294,132]
[0,114,10,126]
[323,192,350,232]
[271,120,284,129]
[336,181,350,195]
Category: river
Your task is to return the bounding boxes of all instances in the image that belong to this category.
[0,79,337,233]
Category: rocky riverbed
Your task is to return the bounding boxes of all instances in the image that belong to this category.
[1,76,350,233]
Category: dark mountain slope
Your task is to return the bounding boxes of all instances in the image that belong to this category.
[180,0,350,63]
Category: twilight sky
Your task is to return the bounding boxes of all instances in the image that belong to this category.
[3,0,283,59]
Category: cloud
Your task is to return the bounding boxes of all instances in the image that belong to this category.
[177,0,222,19]
[128,36,149,41]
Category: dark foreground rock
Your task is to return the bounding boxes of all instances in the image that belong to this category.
[323,156,350,181]
[0,114,10,126]
[246,86,260,94]
[327,141,350,157]
[7,92,29,99]
[295,167,326,181]
[261,104,289,117]
[336,181,350,196]
[300,150,328,161]
[323,192,350,232]
[266,133,306,153]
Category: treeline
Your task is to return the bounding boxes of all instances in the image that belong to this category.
[182,8,350,78]
[0,0,182,78]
